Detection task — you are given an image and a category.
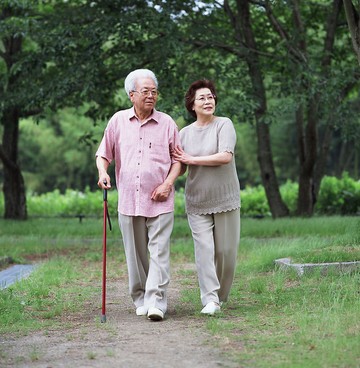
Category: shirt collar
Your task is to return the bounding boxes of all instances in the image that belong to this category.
[128,106,160,124]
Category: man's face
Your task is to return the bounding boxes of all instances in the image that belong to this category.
[129,77,158,116]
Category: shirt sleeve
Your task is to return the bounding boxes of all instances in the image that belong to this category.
[218,118,237,154]
[95,115,116,164]
[170,121,181,164]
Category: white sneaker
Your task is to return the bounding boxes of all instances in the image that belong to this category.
[136,306,148,316]
[201,302,221,315]
[147,307,164,321]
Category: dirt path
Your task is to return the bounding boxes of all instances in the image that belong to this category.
[1,264,239,368]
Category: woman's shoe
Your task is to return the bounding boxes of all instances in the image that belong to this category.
[147,307,164,321]
[201,302,220,315]
[136,306,148,316]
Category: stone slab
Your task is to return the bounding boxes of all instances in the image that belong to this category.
[275,257,360,276]
[0,264,36,289]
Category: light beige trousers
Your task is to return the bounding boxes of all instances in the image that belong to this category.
[188,208,240,306]
[118,212,173,314]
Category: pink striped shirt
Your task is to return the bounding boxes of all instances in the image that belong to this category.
[96,107,180,217]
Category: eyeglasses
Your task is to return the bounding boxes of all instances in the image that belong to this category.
[132,89,159,97]
[195,94,216,104]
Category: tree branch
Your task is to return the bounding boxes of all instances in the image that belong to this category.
[321,0,342,68]
[343,0,360,64]
[224,0,237,30]
[264,0,307,63]
[191,39,245,57]
[291,0,306,52]
[224,0,247,49]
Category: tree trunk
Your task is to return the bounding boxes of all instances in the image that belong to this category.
[314,123,333,198]
[337,141,356,176]
[256,119,289,218]
[234,0,289,218]
[1,109,27,219]
[295,0,342,216]
[1,13,27,219]
[296,101,318,216]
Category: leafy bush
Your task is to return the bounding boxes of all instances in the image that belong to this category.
[315,173,360,215]
[27,188,118,218]
[240,185,270,217]
[279,180,298,214]
[240,180,298,217]
[0,175,359,217]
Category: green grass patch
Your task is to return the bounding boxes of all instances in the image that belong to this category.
[176,216,359,367]
[0,215,359,367]
[0,257,99,334]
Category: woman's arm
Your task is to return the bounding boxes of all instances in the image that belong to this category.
[173,146,232,166]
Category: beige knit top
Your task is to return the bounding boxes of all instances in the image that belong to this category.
[180,117,241,215]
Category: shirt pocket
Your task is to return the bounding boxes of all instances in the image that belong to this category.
[146,138,171,165]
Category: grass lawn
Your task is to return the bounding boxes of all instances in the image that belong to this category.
[0,215,359,367]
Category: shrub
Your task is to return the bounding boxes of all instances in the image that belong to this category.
[240,185,270,217]
[26,188,118,218]
[316,173,360,215]
[280,180,298,214]
[0,174,359,217]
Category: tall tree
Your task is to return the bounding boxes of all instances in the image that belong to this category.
[223,0,289,217]
[0,0,188,218]
[176,0,359,216]
[0,0,125,218]
[0,2,31,219]
[263,0,358,215]
[2,0,358,219]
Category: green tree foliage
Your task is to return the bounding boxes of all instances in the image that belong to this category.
[19,107,104,194]
[1,0,359,219]
[0,0,158,218]
[169,0,360,216]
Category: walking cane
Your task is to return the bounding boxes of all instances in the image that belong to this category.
[101,181,112,323]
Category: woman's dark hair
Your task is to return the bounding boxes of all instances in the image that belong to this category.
[185,79,218,118]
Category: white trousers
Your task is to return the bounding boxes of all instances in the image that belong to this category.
[188,208,240,306]
[118,212,173,313]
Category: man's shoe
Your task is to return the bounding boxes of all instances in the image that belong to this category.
[201,302,221,315]
[147,307,164,321]
[136,306,148,316]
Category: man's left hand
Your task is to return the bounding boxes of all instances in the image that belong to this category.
[151,182,172,202]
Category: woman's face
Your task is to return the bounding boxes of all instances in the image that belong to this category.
[192,88,216,118]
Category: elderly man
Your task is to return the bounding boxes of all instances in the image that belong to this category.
[96,69,181,321]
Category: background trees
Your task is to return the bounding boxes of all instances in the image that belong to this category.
[0,0,109,218]
[174,0,359,216]
[1,0,359,219]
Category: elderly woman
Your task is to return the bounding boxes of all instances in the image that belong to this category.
[173,79,241,315]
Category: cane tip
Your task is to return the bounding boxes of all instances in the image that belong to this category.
[101,315,106,323]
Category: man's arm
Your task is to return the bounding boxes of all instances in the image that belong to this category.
[151,162,182,202]
[96,156,111,189]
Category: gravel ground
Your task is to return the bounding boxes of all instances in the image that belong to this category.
[0,264,240,368]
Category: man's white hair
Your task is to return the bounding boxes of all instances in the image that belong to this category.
[124,69,158,97]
